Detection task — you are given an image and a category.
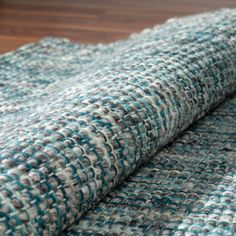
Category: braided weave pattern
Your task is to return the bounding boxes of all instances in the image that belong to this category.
[0,9,235,235]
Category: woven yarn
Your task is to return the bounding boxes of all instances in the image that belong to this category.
[0,9,235,235]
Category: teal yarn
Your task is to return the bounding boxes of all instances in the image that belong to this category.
[0,9,235,235]
[65,94,236,235]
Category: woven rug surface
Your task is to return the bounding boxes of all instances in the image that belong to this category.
[0,8,235,236]
[64,94,236,236]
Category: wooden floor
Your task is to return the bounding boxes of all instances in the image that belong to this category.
[0,0,235,54]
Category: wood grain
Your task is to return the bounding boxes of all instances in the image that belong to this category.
[0,0,235,54]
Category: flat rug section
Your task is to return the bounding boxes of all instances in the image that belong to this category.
[0,9,235,235]
[64,94,236,236]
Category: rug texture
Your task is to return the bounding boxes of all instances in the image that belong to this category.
[0,8,235,236]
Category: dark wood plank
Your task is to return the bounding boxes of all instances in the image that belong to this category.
[0,0,235,54]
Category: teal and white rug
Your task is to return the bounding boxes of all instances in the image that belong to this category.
[0,9,235,236]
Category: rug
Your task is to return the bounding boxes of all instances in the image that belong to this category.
[0,8,235,236]
[64,94,236,236]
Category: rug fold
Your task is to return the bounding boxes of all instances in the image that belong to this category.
[0,9,235,235]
